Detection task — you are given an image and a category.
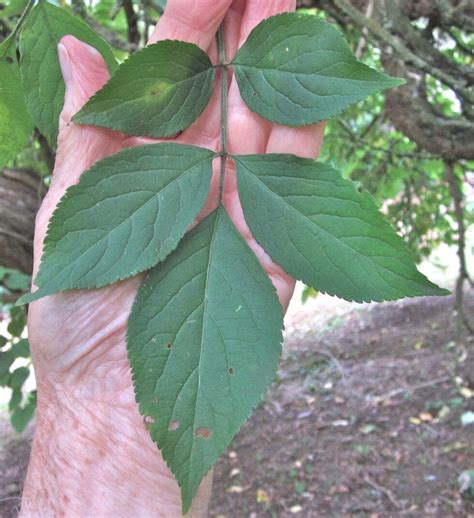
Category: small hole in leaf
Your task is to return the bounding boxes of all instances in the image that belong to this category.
[168,420,179,431]
[143,415,155,430]
[6,57,13,64]
[166,342,172,349]
[194,427,210,438]
[228,368,234,375]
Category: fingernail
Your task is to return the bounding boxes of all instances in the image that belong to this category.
[58,42,72,87]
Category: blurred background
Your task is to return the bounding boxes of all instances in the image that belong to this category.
[0,0,473,516]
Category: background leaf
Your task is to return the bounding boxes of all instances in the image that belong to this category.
[0,0,28,19]
[232,12,404,126]
[0,35,33,166]
[19,144,215,304]
[127,208,283,513]
[74,40,215,138]
[19,0,117,146]
[235,154,448,302]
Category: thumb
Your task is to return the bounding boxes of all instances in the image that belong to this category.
[58,35,111,129]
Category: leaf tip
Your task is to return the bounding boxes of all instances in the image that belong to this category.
[15,293,33,306]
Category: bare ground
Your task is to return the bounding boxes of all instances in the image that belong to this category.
[1,291,473,517]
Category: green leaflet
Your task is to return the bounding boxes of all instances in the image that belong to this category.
[18,144,215,305]
[235,154,448,302]
[19,0,117,146]
[0,34,33,166]
[127,208,283,513]
[232,12,404,126]
[74,40,215,138]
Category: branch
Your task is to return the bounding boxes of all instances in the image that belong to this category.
[331,0,474,105]
[122,0,140,46]
[445,161,473,335]
[71,0,138,52]
[0,169,41,274]
[383,71,474,160]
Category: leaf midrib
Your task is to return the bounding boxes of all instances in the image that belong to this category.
[236,160,409,275]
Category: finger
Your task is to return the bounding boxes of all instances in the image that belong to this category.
[58,35,111,130]
[266,122,326,158]
[223,1,297,309]
[148,0,233,50]
[237,0,296,45]
[34,37,125,273]
[50,36,124,192]
[169,0,247,148]
[227,0,296,156]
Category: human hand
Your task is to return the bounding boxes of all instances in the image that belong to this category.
[22,0,325,516]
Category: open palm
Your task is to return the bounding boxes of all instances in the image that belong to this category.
[23,0,324,515]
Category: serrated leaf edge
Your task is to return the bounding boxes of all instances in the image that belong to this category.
[233,153,449,303]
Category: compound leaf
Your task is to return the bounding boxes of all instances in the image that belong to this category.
[235,154,449,302]
[18,144,215,305]
[19,0,117,146]
[127,208,283,513]
[232,12,404,126]
[0,35,33,166]
[74,40,215,138]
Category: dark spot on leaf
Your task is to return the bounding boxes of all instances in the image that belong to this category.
[166,342,172,349]
[6,57,13,64]
[252,91,257,97]
[228,368,234,375]
[194,427,210,438]
[143,415,155,430]
[168,420,179,431]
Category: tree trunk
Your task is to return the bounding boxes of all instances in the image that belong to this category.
[0,169,43,275]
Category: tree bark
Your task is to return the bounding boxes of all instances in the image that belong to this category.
[0,169,42,275]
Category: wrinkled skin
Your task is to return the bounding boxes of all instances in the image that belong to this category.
[22,0,325,516]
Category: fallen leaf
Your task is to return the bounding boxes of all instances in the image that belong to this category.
[230,468,240,478]
[290,505,303,513]
[332,419,349,427]
[459,387,473,399]
[419,412,434,422]
[256,488,270,504]
[227,486,244,494]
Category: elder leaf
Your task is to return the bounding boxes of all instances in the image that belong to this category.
[127,208,283,513]
[0,34,33,166]
[235,154,449,302]
[18,144,214,305]
[74,40,215,138]
[232,12,404,126]
[19,0,117,146]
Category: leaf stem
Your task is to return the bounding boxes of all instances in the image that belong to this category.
[217,23,228,202]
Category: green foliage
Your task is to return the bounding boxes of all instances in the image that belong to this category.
[128,208,283,511]
[0,267,30,292]
[19,144,215,304]
[74,41,215,137]
[0,269,34,433]
[0,34,34,166]
[232,13,404,126]
[16,12,446,512]
[0,0,28,19]
[19,0,117,146]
